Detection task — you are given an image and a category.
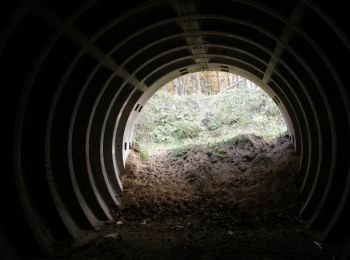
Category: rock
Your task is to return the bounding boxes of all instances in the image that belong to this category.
[227,230,234,236]
[244,152,257,161]
[106,233,121,240]
[116,221,123,225]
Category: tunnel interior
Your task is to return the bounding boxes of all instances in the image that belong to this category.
[1,0,350,258]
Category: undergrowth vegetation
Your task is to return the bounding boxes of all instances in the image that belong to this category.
[133,80,287,156]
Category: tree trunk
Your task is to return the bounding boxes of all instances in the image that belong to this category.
[173,79,179,95]
[180,78,186,95]
[228,74,234,85]
[195,72,201,94]
[191,74,196,94]
[204,76,210,95]
[216,71,222,93]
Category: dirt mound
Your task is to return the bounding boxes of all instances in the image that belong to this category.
[119,134,300,227]
[47,135,337,260]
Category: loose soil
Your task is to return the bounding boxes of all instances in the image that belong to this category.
[34,134,336,259]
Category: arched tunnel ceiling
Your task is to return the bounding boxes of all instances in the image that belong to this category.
[1,0,350,258]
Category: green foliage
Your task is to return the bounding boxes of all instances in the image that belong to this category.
[172,120,203,140]
[139,145,150,161]
[134,81,287,152]
[212,150,226,159]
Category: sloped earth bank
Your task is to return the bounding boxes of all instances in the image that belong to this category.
[39,134,337,259]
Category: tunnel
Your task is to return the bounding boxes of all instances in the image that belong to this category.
[1,0,350,258]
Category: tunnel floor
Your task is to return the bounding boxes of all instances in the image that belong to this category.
[32,134,336,259]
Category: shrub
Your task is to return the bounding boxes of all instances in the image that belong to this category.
[172,120,203,140]
[139,145,150,161]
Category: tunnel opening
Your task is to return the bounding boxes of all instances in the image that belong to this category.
[132,71,288,153]
[122,72,295,222]
[122,70,294,216]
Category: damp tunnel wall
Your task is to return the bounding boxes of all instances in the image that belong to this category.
[1,0,350,258]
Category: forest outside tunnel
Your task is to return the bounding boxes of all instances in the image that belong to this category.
[1,0,350,258]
